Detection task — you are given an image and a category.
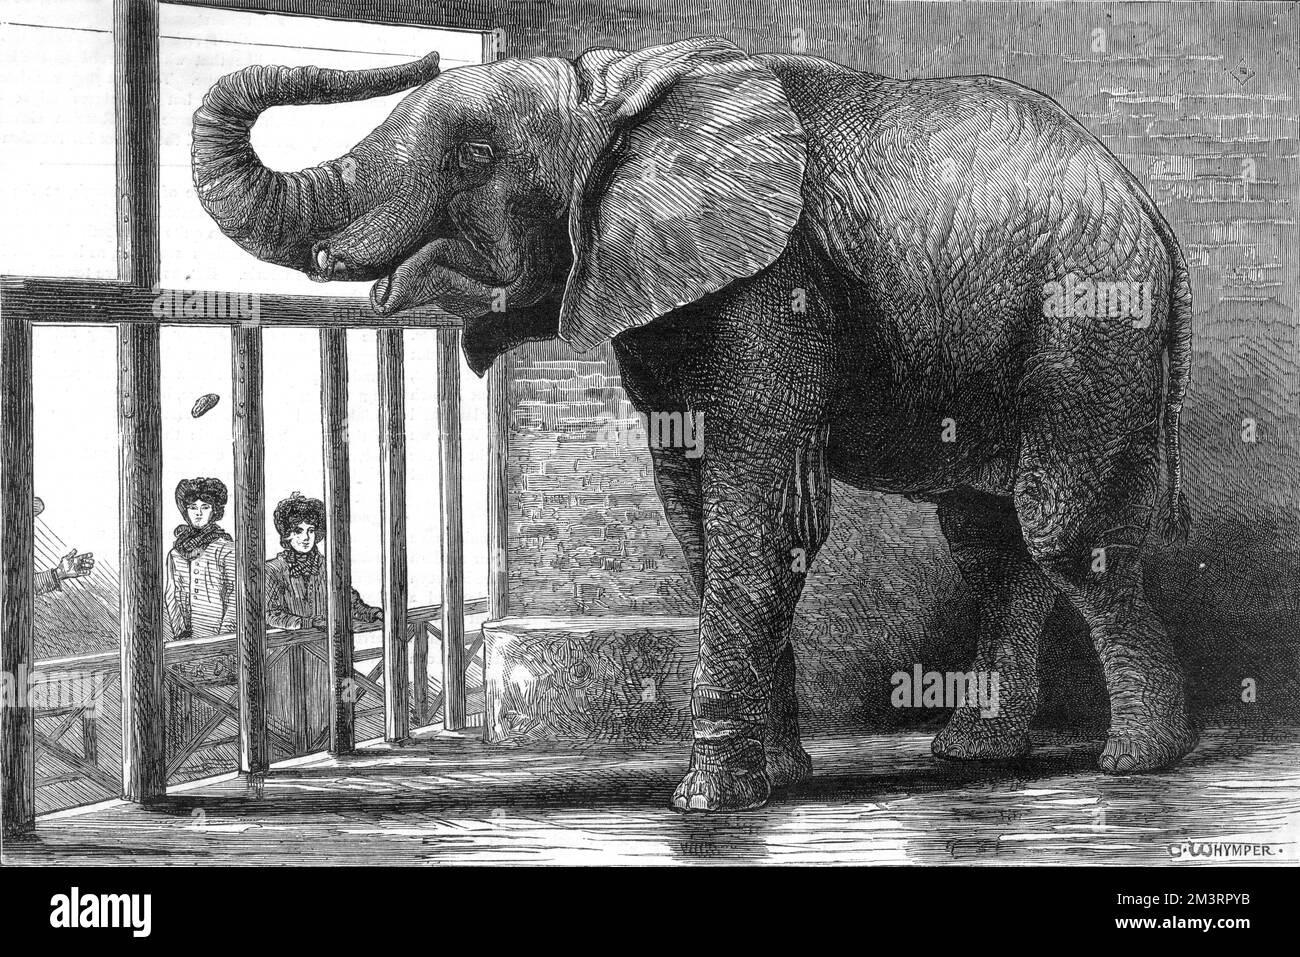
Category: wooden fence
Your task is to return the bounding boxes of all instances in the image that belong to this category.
[0,1,508,834]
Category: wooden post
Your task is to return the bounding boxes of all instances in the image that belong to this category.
[1,316,36,835]
[377,329,409,741]
[115,0,165,805]
[482,24,502,63]
[479,29,507,744]
[115,0,159,289]
[436,328,465,731]
[232,323,269,772]
[118,322,166,802]
[290,644,310,753]
[411,622,428,727]
[320,327,355,754]
[487,356,509,621]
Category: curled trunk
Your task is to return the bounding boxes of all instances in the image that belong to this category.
[191,52,441,271]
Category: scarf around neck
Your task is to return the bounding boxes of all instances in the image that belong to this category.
[282,547,323,581]
[172,522,231,559]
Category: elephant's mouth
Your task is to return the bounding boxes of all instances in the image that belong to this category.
[366,241,508,317]
[367,216,564,318]
[308,227,499,317]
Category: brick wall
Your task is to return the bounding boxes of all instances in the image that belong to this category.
[482,0,1300,731]
[509,356,698,616]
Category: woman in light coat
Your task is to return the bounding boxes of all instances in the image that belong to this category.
[164,477,236,640]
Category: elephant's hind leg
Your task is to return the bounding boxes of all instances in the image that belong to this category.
[932,491,1057,762]
[1014,403,1197,773]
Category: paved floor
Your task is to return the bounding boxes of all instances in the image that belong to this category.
[6,727,1298,865]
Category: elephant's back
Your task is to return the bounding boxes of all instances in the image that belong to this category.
[769,60,1173,352]
[760,60,1178,497]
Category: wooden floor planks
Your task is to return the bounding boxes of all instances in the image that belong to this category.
[5,727,1298,865]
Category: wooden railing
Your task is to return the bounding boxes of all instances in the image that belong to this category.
[28,599,489,816]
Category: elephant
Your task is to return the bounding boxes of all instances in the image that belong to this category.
[192,36,1197,812]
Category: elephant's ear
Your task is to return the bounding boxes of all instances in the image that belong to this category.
[558,37,807,352]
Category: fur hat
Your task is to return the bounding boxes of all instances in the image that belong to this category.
[175,477,228,522]
[273,492,326,546]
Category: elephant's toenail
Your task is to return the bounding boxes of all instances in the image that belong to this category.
[315,248,330,272]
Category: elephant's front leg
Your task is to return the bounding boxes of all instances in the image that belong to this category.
[649,443,813,792]
[673,427,830,812]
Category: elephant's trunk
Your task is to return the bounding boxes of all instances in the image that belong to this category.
[191,52,441,272]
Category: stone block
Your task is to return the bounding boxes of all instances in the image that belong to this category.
[482,616,698,747]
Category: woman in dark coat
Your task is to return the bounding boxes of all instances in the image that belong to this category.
[266,492,382,630]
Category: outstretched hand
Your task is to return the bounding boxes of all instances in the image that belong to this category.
[55,548,95,582]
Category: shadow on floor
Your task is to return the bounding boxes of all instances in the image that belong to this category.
[8,727,1297,866]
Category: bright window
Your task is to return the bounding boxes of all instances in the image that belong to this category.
[158,5,483,293]
[0,1,116,278]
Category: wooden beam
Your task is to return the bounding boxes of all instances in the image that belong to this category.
[411,624,429,726]
[0,278,462,329]
[118,321,167,803]
[115,0,160,290]
[377,329,410,741]
[1,316,36,835]
[436,328,466,731]
[320,327,355,753]
[115,0,166,805]
[482,17,502,63]
[232,323,269,773]
[487,354,509,622]
[483,19,509,629]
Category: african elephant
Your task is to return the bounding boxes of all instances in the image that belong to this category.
[192,37,1197,812]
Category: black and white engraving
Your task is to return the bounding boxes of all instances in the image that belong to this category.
[1,0,1295,870]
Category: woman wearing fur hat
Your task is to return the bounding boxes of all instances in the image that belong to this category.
[265,492,382,630]
[164,477,236,640]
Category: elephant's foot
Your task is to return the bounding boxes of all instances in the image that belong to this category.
[765,736,813,790]
[670,736,770,812]
[1097,662,1198,773]
[931,708,1032,762]
[1101,702,1197,773]
[671,768,770,812]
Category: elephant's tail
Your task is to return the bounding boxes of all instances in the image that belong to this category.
[1160,239,1193,545]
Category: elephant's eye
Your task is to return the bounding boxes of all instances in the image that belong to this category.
[457,141,496,169]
